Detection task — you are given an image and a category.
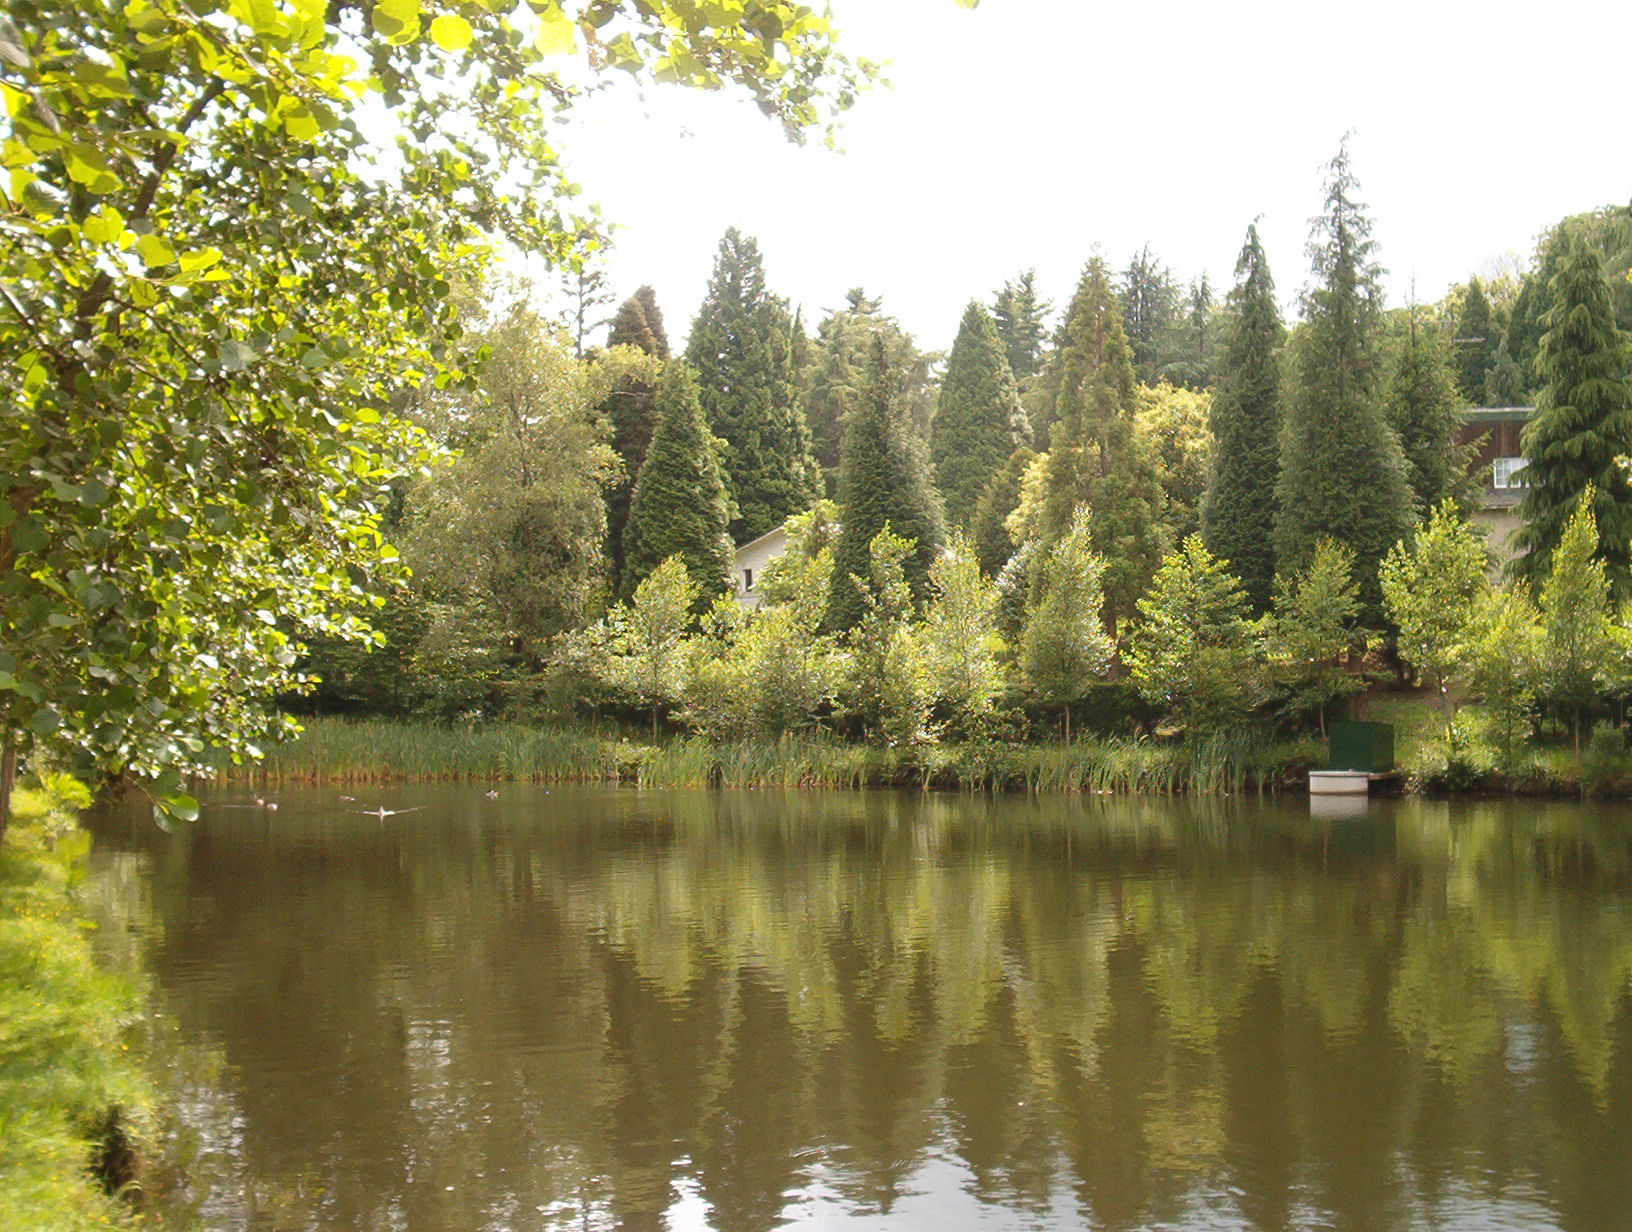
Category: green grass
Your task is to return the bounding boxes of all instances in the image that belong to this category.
[1,778,151,1232]
[243,718,1321,796]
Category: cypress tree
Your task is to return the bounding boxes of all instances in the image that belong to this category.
[827,335,945,632]
[1274,141,1413,619]
[972,446,1036,576]
[1514,242,1632,593]
[1387,304,1471,515]
[1039,255,1167,631]
[622,362,734,602]
[633,283,670,358]
[686,228,818,542]
[932,301,1031,529]
[992,270,1051,381]
[1200,223,1284,611]
[1453,278,1497,404]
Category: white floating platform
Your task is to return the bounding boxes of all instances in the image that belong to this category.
[1308,770,1372,796]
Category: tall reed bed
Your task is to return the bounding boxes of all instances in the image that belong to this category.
[244,719,1318,795]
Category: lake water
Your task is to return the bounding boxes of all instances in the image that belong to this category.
[84,785,1632,1232]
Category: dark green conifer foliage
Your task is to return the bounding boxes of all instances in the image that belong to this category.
[607,291,659,354]
[685,228,818,542]
[603,288,669,589]
[992,270,1051,381]
[633,284,670,358]
[1453,278,1497,405]
[827,336,946,631]
[1515,242,1632,593]
[1387,305,1473,515]
[1121,244,1181,384]
[1200,224,1284,612]
[932,302,1031,529]
[1040,255,1168,630]
[1505,272,1546,396]
[1274,142,1414,619]
[972,446,1035,576]
[623,362,734,602]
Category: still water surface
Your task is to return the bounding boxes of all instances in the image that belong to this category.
[84,786,1632,1232]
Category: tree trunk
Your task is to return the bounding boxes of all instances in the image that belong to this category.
[1064,706,1072,746]
[651,707,658,744]
[0,731,16,847]
[1575,703,1582,757]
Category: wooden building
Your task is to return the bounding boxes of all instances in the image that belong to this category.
[1455,406,1532,562]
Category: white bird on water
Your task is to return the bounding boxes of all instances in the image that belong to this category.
[351,806,425,819]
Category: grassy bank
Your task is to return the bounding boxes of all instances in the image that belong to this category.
[242,718,1323,795]
[1,778,151,1232]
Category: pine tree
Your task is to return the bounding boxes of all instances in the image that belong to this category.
[1201,223,1284,611]
[1515,241,1632,592]
[686,228,818,542]
[622,362,734,602]
[1273,141,1414,619]
[1387,304,1472,515]
[1040,256,1168,630]
[971,446,1035,576]
[827,335,946,632]
[992,270,1051,381]
[932,302,1031,530]
[1452,278,1497,404]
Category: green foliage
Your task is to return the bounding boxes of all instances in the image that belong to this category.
[0,0,873,830]
[1,775,149,1231]
[1125,537,1259,737]
[1380,503,1489,736]
[921,534,1007,738]
[1201,223,1284,612]
[607,285,669,357]
[1274,142,1414,619]
[971,446,1035,577]
[1020,507,1113,737]
[1468,585,1541,771]
[685,229,818,540]
[597,556,697,731]
[1263,539,1363,733]
[599,340,670,591]
[1135,381,1214,542]
[1120,244,1182,384]
[1386,306,1475,514]
[827,336,945,632]
[846,529,934,748]
[1453,278,1497,404]
[1537,491,1617,748]
[1039,256,1168,629]
[931,301,1030,529]
[623,363,735,601]
[991,270,1051,382]
[1515,243,1632,593]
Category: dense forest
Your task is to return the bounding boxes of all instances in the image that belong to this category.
[289,150,1632,788]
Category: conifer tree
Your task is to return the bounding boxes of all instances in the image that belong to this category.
[827,336,945,632]
[1020,506,1113,742]
[932,302,1031,530]
[686,228,818,541]
[607,290,659,355]
[1201,224,1284,611]
[1453,278,1497,404]
[1121,244,1181,384]
[633,284,670,358]
[623,363,734,602]
[992,270,1051,381]
[1538,489,1617,751]
[1387,305,1472,515]
[603,287,669,587]
[1513,243,1632,593]
[972,446,1035,576]
[1274,142,1414,619]
[1040,256,1168,631]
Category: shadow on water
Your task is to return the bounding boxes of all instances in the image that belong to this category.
[84,786,1632,1232]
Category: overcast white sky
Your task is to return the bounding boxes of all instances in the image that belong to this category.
[548,0,1630,353]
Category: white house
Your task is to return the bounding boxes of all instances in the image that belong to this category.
[732,524,788,609]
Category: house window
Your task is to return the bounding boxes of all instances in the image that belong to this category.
[1492,457,1527,490]
[743,567,754,591]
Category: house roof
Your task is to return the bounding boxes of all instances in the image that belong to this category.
[1463,406,1534,424]
[733,524,787,560]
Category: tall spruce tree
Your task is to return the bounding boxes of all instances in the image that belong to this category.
[1514,241,1632,593]
[603,287,670,589]
[622,362,734,602]
[1274,142,1413,618]
[932,302,1031,529]
[1453,278,1497,405]
[686,228,818,541]
[1200,223,1284,611]
[1387,304,1472,515]
[1039,255,1168,631]
[827,335,946,631]
[992,270,1051,381]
